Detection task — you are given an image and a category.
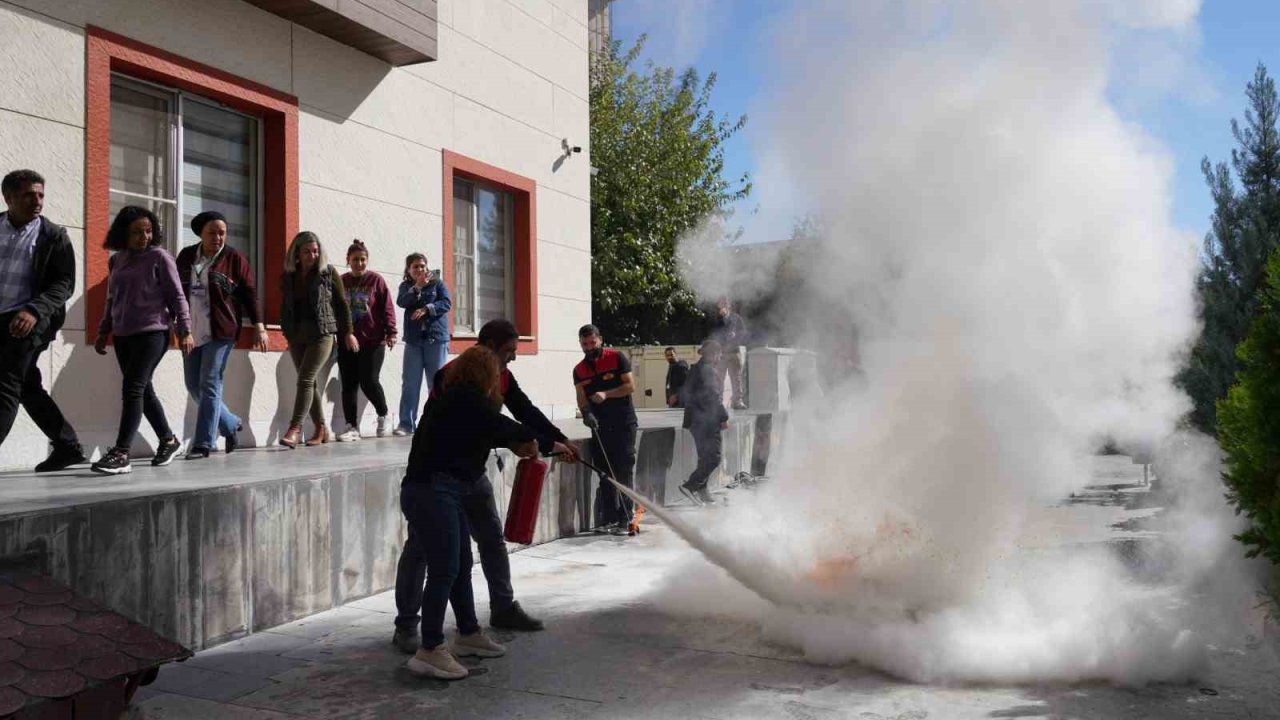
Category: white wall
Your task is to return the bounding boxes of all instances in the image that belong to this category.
[0,0,591,469]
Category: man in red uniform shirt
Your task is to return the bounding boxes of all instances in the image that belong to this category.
[574,324,638,533]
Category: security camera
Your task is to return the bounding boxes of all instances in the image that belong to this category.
[571,145,582,154]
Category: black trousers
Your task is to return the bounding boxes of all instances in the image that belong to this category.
[592,425,637,527]
[687,424,723,491]
[23,342,79,451]
[337,343,389,425]
[0,314,39,448]
[113,331,174,451]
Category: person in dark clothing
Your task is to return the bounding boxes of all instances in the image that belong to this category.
[336,239,397,441]
[664,346,689,408]
[574,324,638,531]
[392,319,579,654]
[400,345,538,680]
[0,169,85,472]
[712,297,748,409]
[680,339,730,505]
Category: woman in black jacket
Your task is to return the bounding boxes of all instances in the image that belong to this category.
[400,345,538,681]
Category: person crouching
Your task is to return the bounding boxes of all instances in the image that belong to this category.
[400,345,539,680]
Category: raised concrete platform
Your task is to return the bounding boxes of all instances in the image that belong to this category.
[0,410,777,652]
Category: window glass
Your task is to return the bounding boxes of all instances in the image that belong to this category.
[453,180,476,333]
[108,79,176,242]
[108,75,259,269]
[182,98,258,267]
[474,186,513,329]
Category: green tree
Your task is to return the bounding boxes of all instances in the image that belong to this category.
[1217,246,1280,563]
[590,36,751,344]
[1180,64,1280,432]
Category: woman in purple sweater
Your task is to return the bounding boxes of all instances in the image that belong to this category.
[92,206,192,475]
[336,239,397,441]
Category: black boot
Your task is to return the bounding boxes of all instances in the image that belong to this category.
[490,601,544,631]
[35,444,86,473]
[391,626,420,654]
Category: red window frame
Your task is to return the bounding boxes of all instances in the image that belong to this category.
[441,150,538,355]
[84,26,298,351]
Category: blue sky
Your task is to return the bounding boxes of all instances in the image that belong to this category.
[611,1,1280,244]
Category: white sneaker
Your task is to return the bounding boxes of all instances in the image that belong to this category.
[407,645,468,680]
[336,426,361,442]
[450,631,506,658]
[376,415,391,437]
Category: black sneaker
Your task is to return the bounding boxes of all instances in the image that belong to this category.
[185,447,211,460]
[35,445,86,473]
[678,483,704,506]
[225,424,242,454]
[392,627,420,654]
[91,448,132,475]
[490,601,544,632]
[152,437,182,467]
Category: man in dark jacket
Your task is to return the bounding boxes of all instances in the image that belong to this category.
[574,324,638,532]
[392,319,579,653]
[712,297,748,409]
[680,339,730,505]
[664,346,689,408]
[0,169,84,471]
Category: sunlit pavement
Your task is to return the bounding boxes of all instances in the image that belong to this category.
[128,457,1280,719]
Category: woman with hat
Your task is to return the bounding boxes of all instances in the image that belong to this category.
[176,211,268,459]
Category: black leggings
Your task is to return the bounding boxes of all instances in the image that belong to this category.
[113,331,174,451]
[337,343,388,425]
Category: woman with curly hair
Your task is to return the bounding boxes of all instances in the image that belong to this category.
[399,345,538,680]
[92,205,191,474]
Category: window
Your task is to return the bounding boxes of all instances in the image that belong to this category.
[109,75,260,266]
[452,178,514,334]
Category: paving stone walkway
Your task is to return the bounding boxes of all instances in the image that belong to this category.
[126,458,1280,719]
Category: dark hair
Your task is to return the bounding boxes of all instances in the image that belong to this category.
[190,210,227,236]
[478,319,519,349]
[665,346,677,353]
[403,252,428,282]
[578,324,600,339]
[103,205,165,251]
[700,339,723,355]
[2,169,45,197]
[348,239,368,258]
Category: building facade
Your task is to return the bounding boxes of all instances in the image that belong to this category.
[0,0,592,469]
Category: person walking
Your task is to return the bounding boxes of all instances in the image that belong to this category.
[92,206,191,474]
[574,324,638,532]
[0,169,85,472]
[279,231,356,448]
[712,296,748,409]
[176,211,268,459]
[664,346,689,408]
[679,339,730,505]
[400,345,537,680]
[394,253,451,436]
[393,319,578,654]
[336,239,397,441]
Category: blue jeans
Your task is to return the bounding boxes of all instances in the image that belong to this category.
[400,476,481,649]
[398,340,448,431]
[183,339,241,450]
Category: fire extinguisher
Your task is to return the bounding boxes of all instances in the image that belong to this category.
[503,456,549,545]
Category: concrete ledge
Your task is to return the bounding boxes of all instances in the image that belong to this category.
[0,411,776,651]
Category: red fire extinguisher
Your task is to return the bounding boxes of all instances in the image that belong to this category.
[503,457,549,544]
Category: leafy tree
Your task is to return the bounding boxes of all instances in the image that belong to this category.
[590,36,751,344]
[1217,247,1280,563]
[1180,64,1280,432]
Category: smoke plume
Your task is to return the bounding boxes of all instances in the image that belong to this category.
[664,0,1258,685]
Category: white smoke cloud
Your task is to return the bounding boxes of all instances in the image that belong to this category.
[662,0,1258,685]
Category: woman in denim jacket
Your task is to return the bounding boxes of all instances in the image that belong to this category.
[394,253,452,435]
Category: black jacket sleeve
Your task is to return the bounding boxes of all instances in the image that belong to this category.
[27,225,75,330]
[504,372,568,453]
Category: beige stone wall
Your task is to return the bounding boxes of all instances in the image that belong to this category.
[0,0,590,469]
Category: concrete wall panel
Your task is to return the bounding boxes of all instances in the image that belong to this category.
[0,4,85,127]
[0,108,84,227]
[537,239,591,303]
[299,182,443,277]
